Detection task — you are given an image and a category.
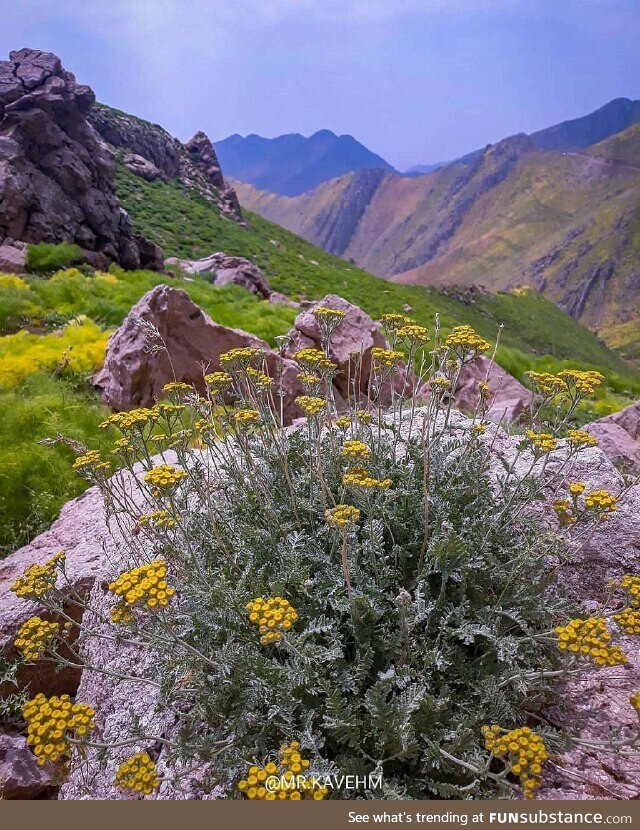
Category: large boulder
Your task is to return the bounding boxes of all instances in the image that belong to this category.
[284,294,409,402]
[587,401,640,475]
[0,48,162,270]
[93,284,303,423]
[165,252,271,298]
[453,355,533,423]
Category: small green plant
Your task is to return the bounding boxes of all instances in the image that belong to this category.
[26,242,83,274]
[11,310,640,800]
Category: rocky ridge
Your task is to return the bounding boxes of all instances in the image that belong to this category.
[0,49,163,271]
[88,105,244,224]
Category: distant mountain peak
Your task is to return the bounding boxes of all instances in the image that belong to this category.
[215,129,395,196]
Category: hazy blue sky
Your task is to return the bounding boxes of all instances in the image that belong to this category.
[1,0,638,169]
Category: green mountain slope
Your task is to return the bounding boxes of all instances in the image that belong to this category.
[235,128,640,363]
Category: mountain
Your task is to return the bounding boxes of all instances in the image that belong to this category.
[234,124,640,363]
[215,129,395,196]
[404,97,640,180]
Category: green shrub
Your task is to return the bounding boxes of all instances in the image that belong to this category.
[14,317,635,800]
[26,243,83,274]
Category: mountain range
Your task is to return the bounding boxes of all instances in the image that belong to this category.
[232,99,640,363]
[215,129,394,196]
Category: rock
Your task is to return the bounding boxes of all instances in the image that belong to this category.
[121,152,163,182]
[453,355,533,422]
[0,486,106,697]
[0,49,162,270]
[587,401,640,474]
[0,730,56,799]
[269,291,300,308]
[165,252,270,298]
[93,284,303,423]
[284,294,407,401]
[88,104,181,179]
[184,131,225,191]
[0,239,26,272]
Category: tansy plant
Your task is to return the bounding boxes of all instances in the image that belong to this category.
[9,307,640,800]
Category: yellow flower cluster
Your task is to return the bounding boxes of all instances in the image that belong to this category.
[478,381,490,397]
[584,489,616,517]
[137,510,181,529]
[219,347,263,368]
[162,381,193,395]
[614,608,640,636]
[326,504,361,529]
[555,617,627,666]
[295,395,326,418]
[72,450,110,473]
[430,376,452,392]
[233,408,261,428]
[312,306,346,326]
[237,742,328,800]
[569,482,585,496]
[293,348,336,375]
[525,371,567,396]
[11,552,65,600]
[342,440,370,461]
[115,752,160,795]
[380,313,411,332]
[143,464,188,495]
[567,429,598,449]
[482,725,547,799]
[558,370,605,396]
[445,325,491,354]
[357,409,373,423]
[14,616,60,660]
[247,367,273,390]
[397,324,429,344]
[553,499,575,527]
[371,347,403,369]
[100,408,156,431]
[526,430,557,453]
[343,467,392,491]
[335,416,351,430]
[204,371,233,393]
[108,559,174,623]
[23,693,95,765]
[620,576,640,607]
[246,597,298,645]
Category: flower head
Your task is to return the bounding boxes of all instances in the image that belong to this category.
[115,753,160,795]
[14,617,61,660]
[326,504,361,529]
[144,464,188,496]
[567,429,598,449]
[482,725,547,799]
[23,694,95,765]
[343,467,391,491]
[445,325,491,354]
[526,430,557,454]
[108,559,174,622]
[295,396,326,418]
[555,617,627,666]
[11,553,65,600]
[246,597,298,645]
[341,440,371,461]
[371,347,404,369]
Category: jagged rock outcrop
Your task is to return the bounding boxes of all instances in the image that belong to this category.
[93,284,303,423]
[165,252,271,298]
[0,49,163,270]
[89,105,244,224]
[452,355,533,422]
[587,401,640,474]
[88,103,181,179]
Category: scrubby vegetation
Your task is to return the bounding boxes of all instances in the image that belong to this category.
[25,242,82,274]
[8,313,640,800]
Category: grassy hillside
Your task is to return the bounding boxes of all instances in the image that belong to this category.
[1,161,639,557]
